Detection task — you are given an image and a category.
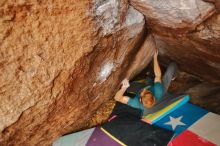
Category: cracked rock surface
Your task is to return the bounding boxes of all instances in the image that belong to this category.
[1,0,220,145]
[0,0,155,145]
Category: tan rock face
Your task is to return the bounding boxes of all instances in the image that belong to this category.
[0,0,155,145]
[2,0,219,145]
[131,0,220,83]
[131,0,215,33]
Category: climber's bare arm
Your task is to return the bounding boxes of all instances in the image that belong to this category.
[114,79,130,104]
[153,49,162,83]
[114,88,130,104]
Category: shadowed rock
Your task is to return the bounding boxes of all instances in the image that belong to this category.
[131,0,220,83]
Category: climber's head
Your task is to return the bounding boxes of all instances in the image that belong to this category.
[140,88,155,108]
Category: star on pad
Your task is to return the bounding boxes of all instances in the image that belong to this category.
[164,116,186,130]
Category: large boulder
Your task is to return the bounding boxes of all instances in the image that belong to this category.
[0,0,155,145]
[131,0,220,83]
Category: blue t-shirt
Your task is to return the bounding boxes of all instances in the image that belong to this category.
[127,82,164,114]
[127,95,145,115]
[147,82,164,101]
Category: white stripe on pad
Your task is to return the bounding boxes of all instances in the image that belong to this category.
[188,112,220,145]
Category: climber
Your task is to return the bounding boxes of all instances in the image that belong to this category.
[114,46,177,116]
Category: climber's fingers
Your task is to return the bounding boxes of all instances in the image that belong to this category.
[121,79,130,89]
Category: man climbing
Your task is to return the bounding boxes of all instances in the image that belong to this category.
[114,39,178,116]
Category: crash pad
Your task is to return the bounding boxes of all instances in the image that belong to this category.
[154,102,220,146]
[53,103,220,146]
[53,102,175,146]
